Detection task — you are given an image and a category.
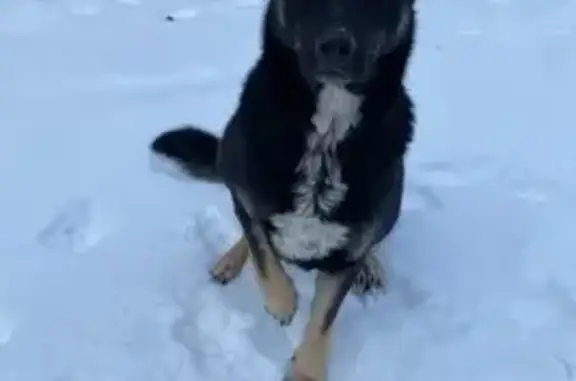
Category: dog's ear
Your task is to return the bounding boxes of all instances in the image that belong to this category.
[273,0,286,27]
[150,125,222,183]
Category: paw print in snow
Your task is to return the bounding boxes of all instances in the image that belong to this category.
[37,198,112,254]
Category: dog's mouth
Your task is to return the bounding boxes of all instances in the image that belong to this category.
[301,55,373,93]
[311,68,369,93]
[315,70,352,85]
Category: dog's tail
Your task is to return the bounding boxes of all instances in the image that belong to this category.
[150,125,222,183]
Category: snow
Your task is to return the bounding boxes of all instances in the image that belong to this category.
[1,0,575,380]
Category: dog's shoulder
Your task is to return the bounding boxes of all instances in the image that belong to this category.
[218,57,313,215]
[331,87,413,222]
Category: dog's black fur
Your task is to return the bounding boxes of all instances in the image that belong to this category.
[153,4,415,270]
[151,0,416,379]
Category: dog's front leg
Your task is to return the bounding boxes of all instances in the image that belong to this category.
[210,229,297,325]
[250,225,298,325]
[212,193,297,325]
[284,266,358,381]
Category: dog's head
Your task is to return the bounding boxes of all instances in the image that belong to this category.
[270,0,414,91]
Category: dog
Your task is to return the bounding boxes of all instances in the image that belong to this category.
[150,0,416,380]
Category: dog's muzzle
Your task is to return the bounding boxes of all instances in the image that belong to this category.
[314,29,356,80]
[309,28,376,88]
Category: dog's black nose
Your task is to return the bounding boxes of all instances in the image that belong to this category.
[315,30,355,66]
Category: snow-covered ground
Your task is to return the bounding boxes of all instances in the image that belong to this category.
[1,0,576,380]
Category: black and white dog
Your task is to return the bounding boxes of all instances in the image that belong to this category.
[151,0,416,380]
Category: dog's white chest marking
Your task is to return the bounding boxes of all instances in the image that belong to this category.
[271,84,362,261]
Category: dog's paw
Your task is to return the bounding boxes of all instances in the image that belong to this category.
[263,275,298,326]
[209,253,246,285]
[351,253,386,297]
[209,237,249,285]
[282,367,317,381]
[282,349,326,381]
[264,295,297,326]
